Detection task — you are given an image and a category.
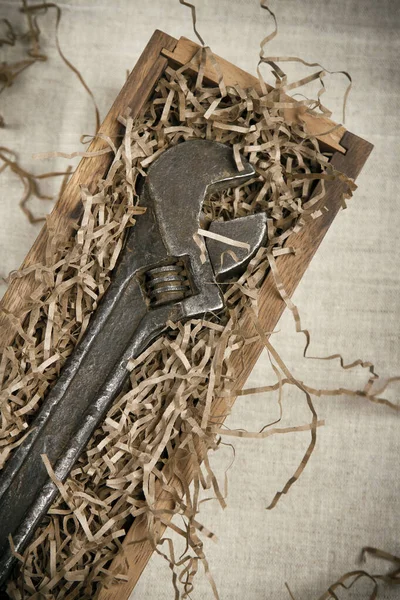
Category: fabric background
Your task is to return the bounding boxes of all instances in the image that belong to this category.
[0,1,399,598]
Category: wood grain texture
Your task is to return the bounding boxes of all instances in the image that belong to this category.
[162,37,347,155]
[0,30,177,351]
[97,132,373,600]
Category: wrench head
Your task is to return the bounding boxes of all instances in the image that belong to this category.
[123,140,266,321]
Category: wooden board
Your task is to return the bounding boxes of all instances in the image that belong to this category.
[0,30,373,600]
[96,39,373,600]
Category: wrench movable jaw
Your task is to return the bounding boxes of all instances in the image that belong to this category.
[0,140,264,586]
[206,213,268,281]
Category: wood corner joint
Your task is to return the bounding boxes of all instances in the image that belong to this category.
[161,47,178,60]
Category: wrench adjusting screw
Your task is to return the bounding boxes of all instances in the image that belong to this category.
[144,258,192,307]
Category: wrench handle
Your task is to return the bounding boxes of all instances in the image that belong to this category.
[0,274,166,584]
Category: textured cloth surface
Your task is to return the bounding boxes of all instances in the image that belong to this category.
[0,1,399,598]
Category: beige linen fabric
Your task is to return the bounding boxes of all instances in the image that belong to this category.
[0,1,399,598]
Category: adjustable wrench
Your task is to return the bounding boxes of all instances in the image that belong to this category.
[0,139,267,584]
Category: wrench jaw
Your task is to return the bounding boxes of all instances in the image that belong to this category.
[205,213,268,282]
[169,212,268,321]
[138,139,259,322]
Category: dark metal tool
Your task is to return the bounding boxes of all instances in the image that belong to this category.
[0,139,266,584]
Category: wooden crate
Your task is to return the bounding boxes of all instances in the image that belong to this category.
[0,30,373,599]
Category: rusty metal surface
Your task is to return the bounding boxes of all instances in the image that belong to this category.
[0,140,266,584]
